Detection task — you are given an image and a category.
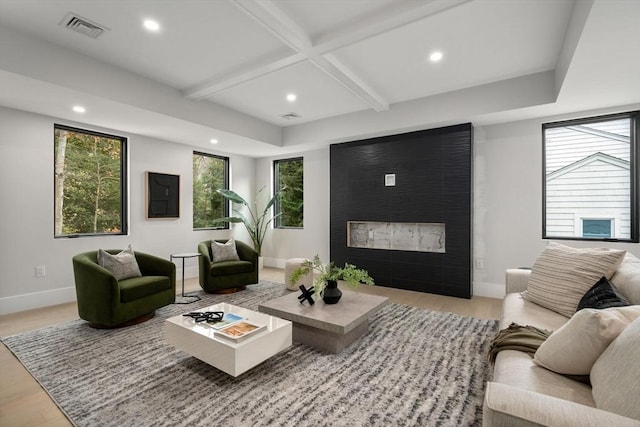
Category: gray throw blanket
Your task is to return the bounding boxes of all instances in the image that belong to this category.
[488,322,551,364]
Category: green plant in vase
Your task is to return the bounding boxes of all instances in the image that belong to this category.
[290,255,374,304]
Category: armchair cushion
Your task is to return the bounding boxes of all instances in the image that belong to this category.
[119,275,172,303]
[211,238,240,263]
[209,260,254,277]
[97,245,141,280]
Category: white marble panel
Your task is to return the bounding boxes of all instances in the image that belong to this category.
[347,221,445,253]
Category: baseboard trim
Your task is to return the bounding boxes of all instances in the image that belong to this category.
[473,281,505,299]
[0,286,77,316]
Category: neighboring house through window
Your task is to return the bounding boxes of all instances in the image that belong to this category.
[542,111,639,242]
[274,157,303,228]
[54,125,128,237]
[192,151,229,229]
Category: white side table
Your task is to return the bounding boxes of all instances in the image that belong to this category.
[170,252,201,304]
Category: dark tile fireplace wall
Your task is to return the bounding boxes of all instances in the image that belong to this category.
[330,123,473,298]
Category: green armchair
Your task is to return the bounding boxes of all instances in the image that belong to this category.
[198,240,258,293]
[72,250,176,328]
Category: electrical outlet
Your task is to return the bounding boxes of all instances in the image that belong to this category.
[35,265,46,277]
[475,258,485,270]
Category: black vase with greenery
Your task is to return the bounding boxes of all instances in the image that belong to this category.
[322,280,342,304]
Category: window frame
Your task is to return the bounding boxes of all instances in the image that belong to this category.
[273,156,304,229]
[542,111,639,243]
[192,151,229,230]
[53,124,128,238]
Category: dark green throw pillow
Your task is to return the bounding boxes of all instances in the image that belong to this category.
[577,276,630,311]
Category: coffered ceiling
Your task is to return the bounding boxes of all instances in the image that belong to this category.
[0,0,638,157]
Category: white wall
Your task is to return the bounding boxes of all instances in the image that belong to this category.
[0,107,254,314]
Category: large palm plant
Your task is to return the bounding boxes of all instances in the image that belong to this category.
[212,186,281,256]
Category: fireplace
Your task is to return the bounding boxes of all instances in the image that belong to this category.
[347,221,445,253]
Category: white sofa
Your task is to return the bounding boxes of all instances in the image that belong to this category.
[483,251,640,427]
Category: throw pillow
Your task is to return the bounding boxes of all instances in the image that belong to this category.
[522,242,626,317]
[591,318,640,420]
[610,253,640,305]
[576,276,630,311]
[533,306,640,376]
[97,245,142,280]
[211,239,240,263]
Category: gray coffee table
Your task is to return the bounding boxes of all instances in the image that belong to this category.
[258,287,388,353]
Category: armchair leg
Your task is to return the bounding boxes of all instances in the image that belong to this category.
[212,286,246,295]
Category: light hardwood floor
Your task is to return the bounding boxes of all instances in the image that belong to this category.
[0,268,502,426]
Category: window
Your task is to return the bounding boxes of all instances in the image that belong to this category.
[543,111,639,242]
[54,125,127,237]
[274,157,303,228]
[193,152,229,229]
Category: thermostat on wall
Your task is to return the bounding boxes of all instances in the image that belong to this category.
[385,174,396,186]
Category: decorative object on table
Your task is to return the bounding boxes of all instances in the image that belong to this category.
[146,171,179,219]
[210,186,283,258]
[182,311,224,323]
[290,255,374,304]
[214,320,266,342]
[170,252,202,304]
[297,285,315,305]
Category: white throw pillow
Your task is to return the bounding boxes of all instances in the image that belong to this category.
[211,239,240,263]
[591,317,640,420]
[97,245,142,280]
[533,306,640,375]
[522,242,626,317]
[610,253,640,305]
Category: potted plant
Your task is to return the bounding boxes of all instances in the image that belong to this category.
[212,186,282,265]
[290,255,374,304]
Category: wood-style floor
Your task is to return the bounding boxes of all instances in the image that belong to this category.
[0,268,502,426]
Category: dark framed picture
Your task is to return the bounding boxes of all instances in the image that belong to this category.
[146,172,180,219]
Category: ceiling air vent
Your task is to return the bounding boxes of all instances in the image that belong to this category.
[60,13,109,39]
[281,112,302,120]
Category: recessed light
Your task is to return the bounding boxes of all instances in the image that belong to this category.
[143,19,160,32]
[286,93,297,102]
[429,51,443,62]
[210,138,218,144]
[72,105,86,113]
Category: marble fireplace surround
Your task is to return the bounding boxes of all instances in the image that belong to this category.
[347,221,445,253]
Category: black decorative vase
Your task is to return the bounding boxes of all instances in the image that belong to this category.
[322,280,342,304]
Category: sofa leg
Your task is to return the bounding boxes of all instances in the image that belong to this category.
[88,312,155,329]
[213,286,246,294]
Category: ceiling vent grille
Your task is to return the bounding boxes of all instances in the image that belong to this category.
[281,112,302,120]
[60,13,109,39]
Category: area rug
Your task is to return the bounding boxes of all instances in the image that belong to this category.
[2,281,499,427]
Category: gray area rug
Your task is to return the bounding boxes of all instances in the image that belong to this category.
[2,281,499,427]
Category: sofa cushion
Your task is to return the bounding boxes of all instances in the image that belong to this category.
[500,293,569,331]
[522,242,626,317]
[211,239,240,263]
[533,306,640,375]
[97,245,142,281]
[577,276,630,311]
[610,253,640,305]
[591,318,640,420]
[209,260,254,277]
[119,275,171,303]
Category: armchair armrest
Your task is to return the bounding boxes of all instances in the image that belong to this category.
[72,254,120,321]
[484,382,639,427]
[506,269,531,294]
[235,240,258,266]
[135,252,176,291]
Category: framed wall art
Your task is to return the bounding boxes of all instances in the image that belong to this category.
[146,172,180,219]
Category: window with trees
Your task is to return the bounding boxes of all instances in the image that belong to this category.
[274,157,303,228]
[543,111,639,242]
[54,125,127,237]
[193,152,229,229]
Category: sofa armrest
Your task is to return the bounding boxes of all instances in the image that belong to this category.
[506,269,531,294]
[484,382,640,427]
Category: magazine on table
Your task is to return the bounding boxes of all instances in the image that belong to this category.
[215,320,266,342]
[208,312,245,330]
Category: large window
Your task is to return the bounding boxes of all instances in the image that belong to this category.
[193,152,229,229]
[54,125,127,237]
[543,111,639,242]
[274,157,303,228]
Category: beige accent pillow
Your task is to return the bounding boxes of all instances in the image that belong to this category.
[211,239,240,263]
[610,253,640,305]
[533,306,640,375]
[591,317,640,420]
[97,245,142,280]
[522,242,626,317]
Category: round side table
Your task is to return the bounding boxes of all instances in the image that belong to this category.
[170,252,201,304]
